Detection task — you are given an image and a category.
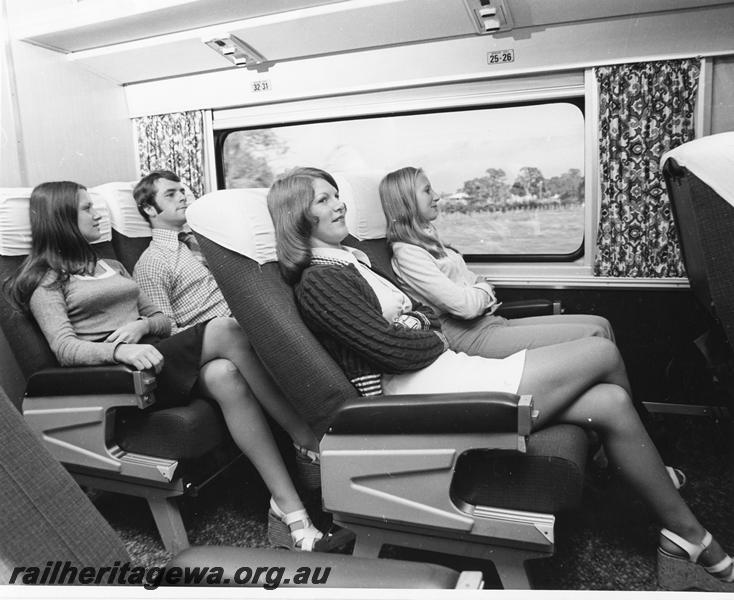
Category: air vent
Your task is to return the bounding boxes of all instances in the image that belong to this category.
[203,34,272,71]
[463,0,514,34]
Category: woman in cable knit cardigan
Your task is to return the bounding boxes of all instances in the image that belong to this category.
[3,180,342,553]
[267,166,733,590]
[380,166,614,359]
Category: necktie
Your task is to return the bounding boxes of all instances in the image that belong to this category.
[178,231,208,267]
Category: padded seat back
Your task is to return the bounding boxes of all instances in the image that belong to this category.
[0,385,129,582]
[89,182,150,274]
[334,171,393,273]
[662,134,734,350]
[187,189,354,437]
[663,159,714,312]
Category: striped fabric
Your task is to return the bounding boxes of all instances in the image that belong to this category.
[350,373,383,396]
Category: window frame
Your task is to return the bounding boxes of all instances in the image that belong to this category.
[212,73,587,263]
[214,95,586,263]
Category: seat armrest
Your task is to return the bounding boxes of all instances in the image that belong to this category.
[327,392,533,435]
[25,365,157,397]
[22,365,172,480]
[494,299,558,319]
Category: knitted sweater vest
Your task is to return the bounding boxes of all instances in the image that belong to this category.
[295,257,446,396]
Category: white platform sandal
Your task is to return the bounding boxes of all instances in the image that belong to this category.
[657,528,734,591]
[267,498,323,551]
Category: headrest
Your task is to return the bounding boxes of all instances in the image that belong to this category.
[661,132,734,208]
[333,171,387,241]
[187,188,276,264]
[0,187,112,257]
[89,182,150,238]
[90,181,198,238]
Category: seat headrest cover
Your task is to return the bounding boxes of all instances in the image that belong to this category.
[88,181,150,238]
[661,132,734,208]
[333,171,387,241]
[186,188,276,264]
[0,187,111,257]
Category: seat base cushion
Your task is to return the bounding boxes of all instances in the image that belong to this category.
[116,396,226,459]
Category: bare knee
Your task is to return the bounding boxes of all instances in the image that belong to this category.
[591,383,636,431]
[199,358,250,406]
[207,316,244,338]
[204,316,251,351]
[603,383,632,410]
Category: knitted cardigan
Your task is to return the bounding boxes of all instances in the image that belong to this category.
[295,256,448,395]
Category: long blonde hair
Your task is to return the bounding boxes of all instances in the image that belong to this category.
[379,167,446,259]
[267,167,339,283]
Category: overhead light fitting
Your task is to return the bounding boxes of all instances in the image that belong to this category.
[463,0,514,34]
[203,34,271,71]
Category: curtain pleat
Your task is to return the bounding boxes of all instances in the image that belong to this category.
[133,110,205,198]
[594,59,700,277]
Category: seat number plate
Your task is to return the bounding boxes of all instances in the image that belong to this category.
[251,80,272,92]
[487,49,515,65]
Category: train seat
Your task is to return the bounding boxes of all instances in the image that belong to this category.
[88,181,233,455]
[0,187,234,555]
[89,181,151,273]
[186,185,588,589]
[0,384,483,589]
[661,132,734,416]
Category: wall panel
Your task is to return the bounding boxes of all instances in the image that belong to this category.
[1,39,136,187]
[712,55,734,133]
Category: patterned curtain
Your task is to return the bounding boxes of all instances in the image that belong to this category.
[133,110,206,198]
[594,59,700,277]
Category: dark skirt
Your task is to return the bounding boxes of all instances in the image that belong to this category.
[142,320,209,408]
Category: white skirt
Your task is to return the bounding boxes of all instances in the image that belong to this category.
[382,349,526,395]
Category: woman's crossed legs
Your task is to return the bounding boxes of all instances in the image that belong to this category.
[519,337,730,574]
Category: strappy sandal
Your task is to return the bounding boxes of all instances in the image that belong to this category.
[657,528,734,591]
[293,443,321,491]
[267,498,324,551]
[666,466,687,490]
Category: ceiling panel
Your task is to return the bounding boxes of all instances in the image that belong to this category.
[16,0,347,52]
[16,0,734,84]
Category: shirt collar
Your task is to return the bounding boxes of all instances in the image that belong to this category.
[151,227,185,249]
[311,245,372,268]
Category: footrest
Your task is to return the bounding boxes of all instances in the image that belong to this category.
[112,446,178,482]
[166,546,483,589]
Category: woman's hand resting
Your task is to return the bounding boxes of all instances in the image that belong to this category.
[113,343,164,373]
[105,318,149,344]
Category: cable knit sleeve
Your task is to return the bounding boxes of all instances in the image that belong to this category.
[296,264,446,373]
[391,242,493,319]
[29,273,120,366]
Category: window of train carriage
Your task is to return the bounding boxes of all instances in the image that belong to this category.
[217,99,585,261]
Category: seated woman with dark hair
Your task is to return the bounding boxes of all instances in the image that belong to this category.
[266,166,732,590]
[4,180,340,553]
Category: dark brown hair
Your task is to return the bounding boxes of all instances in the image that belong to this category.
[4,181,96,311]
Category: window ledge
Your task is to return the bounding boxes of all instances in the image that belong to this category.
[474,264,690,289]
